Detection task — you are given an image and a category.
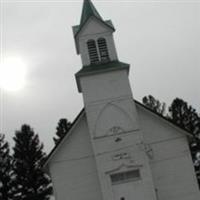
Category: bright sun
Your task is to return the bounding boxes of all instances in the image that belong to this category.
[0,57,27,92]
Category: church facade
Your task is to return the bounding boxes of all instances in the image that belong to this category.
[44,1,200,200]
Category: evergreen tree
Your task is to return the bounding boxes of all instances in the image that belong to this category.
[53,118,71,145]
[0,133,13,200]
[169,98,200,186]
[169,98,200,137]
[190,137,200,186]
[142,95,166,116]
[12,124,52,200]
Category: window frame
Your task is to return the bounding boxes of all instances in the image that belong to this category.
[110,169,141,185]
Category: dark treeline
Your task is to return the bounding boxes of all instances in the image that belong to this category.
[0,117,71,200]
[0,125,52,200]
[143,95,200,187]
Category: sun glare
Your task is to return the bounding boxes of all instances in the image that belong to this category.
[0,57,27,92]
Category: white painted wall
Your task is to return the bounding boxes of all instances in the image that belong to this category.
[137,103,200,200]
[91,130,158,200]
[80,70,131,104]
[49,114,103,200]
[79,69,140,138]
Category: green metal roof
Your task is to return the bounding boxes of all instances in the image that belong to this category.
[80,0,102,26]
[73,0,115,39]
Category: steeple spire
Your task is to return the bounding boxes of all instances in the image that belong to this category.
[80,0,102,26]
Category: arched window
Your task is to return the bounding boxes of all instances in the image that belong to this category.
[97,38,109,62]
[87,40,99,64]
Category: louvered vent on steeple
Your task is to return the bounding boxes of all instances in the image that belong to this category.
[98,38,110,62]
[87,39,99,64]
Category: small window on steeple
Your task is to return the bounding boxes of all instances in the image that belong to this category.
[98,38,110,62]
[87,39,99,64]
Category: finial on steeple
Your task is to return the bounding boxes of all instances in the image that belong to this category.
[80,0,102,26]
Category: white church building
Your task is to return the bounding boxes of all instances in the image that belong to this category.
[44,1,200,200]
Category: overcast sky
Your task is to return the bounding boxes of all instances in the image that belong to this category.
[1,0,200,152]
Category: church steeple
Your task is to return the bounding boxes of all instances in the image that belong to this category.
[73,0,130,93]
[80,0,102,25]
[72,3,158,200]
[72,0,117,67]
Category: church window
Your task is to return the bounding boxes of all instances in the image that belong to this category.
[87,39,99,64]
[97,38,110,62]
[110,169,141,185]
